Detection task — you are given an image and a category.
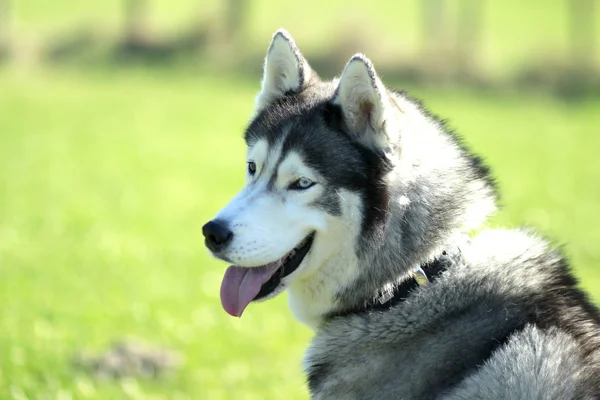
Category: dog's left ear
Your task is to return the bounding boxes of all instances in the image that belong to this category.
[255,29,313,112]
[333,54,399,152]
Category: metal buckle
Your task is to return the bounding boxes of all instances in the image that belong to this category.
[411,266,430,286]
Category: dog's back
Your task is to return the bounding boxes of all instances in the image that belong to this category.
[306,229,600,399]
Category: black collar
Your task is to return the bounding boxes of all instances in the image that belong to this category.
[327,248,462,318]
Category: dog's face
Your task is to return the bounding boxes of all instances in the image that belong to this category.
[203,30,401,319]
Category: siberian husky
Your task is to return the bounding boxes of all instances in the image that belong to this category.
[203,29,600,399]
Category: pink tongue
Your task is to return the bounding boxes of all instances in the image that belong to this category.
[220,265,280,317]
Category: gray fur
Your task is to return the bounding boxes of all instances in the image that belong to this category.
[445,326,593,399]
[205,29,600,399]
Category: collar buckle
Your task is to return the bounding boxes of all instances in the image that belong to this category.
[411,266,430,286]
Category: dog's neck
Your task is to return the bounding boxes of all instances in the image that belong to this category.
[326,245,463,319]
[287,184,482,329]
[287,237,462,329]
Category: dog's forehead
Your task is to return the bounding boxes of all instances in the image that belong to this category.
[245,106,319,147]
[247,115,334,172]
[245,80,337,145]
[244,101,330,166]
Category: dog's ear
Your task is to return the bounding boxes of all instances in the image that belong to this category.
[255,29,313,112]
[333,54,399,152]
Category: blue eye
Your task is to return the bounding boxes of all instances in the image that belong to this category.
[247,162,257,175]
[290,177,315,190]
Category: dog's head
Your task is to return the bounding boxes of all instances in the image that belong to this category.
[203,29,403,319]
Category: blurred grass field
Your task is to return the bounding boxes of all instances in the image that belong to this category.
[0,66,599,399]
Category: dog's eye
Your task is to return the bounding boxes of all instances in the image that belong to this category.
[290,177,315,191]
[247,162,257,175]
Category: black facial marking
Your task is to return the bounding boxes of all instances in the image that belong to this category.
[266,165,278,191]
[352,146,393,242]
[322,101,346,134]
[245,94,311,147]
[311,190,342,216]
[246,91,395,242]
[284,110,393,239]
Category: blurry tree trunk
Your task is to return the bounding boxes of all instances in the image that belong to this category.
[223,0,248,43]
[421,0,449,56]
[0,0,9,53]
[569,0,596,70]
[420,0,450,72]
[123,0,149,44]
[456,0,484,76]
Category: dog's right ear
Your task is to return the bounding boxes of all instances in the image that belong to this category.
[254,29,312,112]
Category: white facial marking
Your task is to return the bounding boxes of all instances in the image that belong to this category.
[275,151,320,190]
[287,189,363,328]
[210,137,367,328]
[213,143,326,268]
[246,139,269,179]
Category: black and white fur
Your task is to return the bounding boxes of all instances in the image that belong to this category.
[204,29,600,399]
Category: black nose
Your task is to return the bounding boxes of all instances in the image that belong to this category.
[202,220,233,252]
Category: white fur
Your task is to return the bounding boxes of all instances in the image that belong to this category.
[288,189,364,328]
[275,151,321,188]
[215,142,326,268]
[244,139,270,187]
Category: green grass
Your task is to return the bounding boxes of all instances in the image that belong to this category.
[0,66,599,399]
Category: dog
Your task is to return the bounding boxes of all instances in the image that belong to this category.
[202,29,600,399]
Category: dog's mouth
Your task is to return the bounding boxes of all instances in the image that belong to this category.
[219,233,315,317]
